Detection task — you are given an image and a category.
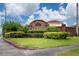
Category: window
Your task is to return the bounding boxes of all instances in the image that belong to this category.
[35,22,41,27]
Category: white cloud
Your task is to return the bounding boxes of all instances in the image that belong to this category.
[5,3,40,16]
[0,28,2,35]
[5,3,40,25]
[38,7,67,21]
[26,6,67,25]
[63,21,68,26]
[0,11,5,27]
[0,11,5,16]
[66,3,76,19]
[0,11,5,26]
[59,3,64,6]
[0,11,5,35]
[59,6,67,15]
[25,15,35,25]
[64,3,79,26]
[66,3,79,20]
[5,3,79,26]
[26,3,79,26]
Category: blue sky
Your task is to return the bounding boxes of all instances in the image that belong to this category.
[39,3,67,10]
[0,3,5,11]
[0,3,78,27]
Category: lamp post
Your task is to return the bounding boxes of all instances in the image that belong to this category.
[76,3,79,36]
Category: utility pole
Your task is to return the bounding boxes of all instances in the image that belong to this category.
[76,3,79,36]
[2,4,6,38]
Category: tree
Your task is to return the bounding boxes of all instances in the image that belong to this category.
[22,26,29,33]
[3,21,22,32]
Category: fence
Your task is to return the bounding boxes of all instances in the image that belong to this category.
[58,25,77,36]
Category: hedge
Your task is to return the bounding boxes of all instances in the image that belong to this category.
[4,31,25,38]
[26,30,45,38]
[26,33,43,38]
[27,30,46,33]
[43,32,69,39]
[4,31,69,39]
[4,31,43,38]
[47,26,59,32]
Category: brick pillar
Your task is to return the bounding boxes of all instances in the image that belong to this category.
[61,24,66,32]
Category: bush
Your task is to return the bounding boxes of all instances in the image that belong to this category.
[4,31,25,38]
[47,26,59,32]
[26,33,43,38]
[4,31,44,38]
[3,21,23,32]
[26,30,46,38]
[22,26,29,33]
[43,32,69,39]
[27,30,46,33]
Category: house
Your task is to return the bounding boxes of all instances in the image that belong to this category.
[48,20,66,32]
[28,20,66,31]
[28,20,48,30]
[28,20,78,36]
[48,20,63,27]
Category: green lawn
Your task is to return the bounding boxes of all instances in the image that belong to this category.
[7,37,79,49]
[58,48,79,56]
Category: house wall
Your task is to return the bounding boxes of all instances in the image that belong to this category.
[49,23,62,27]
[57,25,76,36]
[29,20,48,30]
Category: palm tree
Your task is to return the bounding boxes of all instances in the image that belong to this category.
[76,3,79,36]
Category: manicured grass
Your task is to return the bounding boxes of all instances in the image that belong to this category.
[8,37,79,49]
[58,48,79,56]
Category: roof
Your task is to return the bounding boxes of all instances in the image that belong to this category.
[48,20,64,27]
[48,20,62,24]
[29,20,48,26]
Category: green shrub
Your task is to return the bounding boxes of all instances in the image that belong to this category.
[22,26,29,33]
[27,30,46,33]
[43,32,69,39]
[4,31,25,38]
[26,30,46,38]
[26,33,43,38]
[47,26,59,32]
[4,31,43,38]
[3,21,23,32]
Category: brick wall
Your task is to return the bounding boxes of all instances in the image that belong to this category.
[29,20,48,30]
[57,25,76,36]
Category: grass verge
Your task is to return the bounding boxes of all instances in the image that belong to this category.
[58,48,79,56]
[6,37,79,49]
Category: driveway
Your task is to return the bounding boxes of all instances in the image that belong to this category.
[0,39,79,56]
[0,39,26,56]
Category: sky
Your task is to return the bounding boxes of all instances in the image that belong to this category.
[0,3,79,34]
